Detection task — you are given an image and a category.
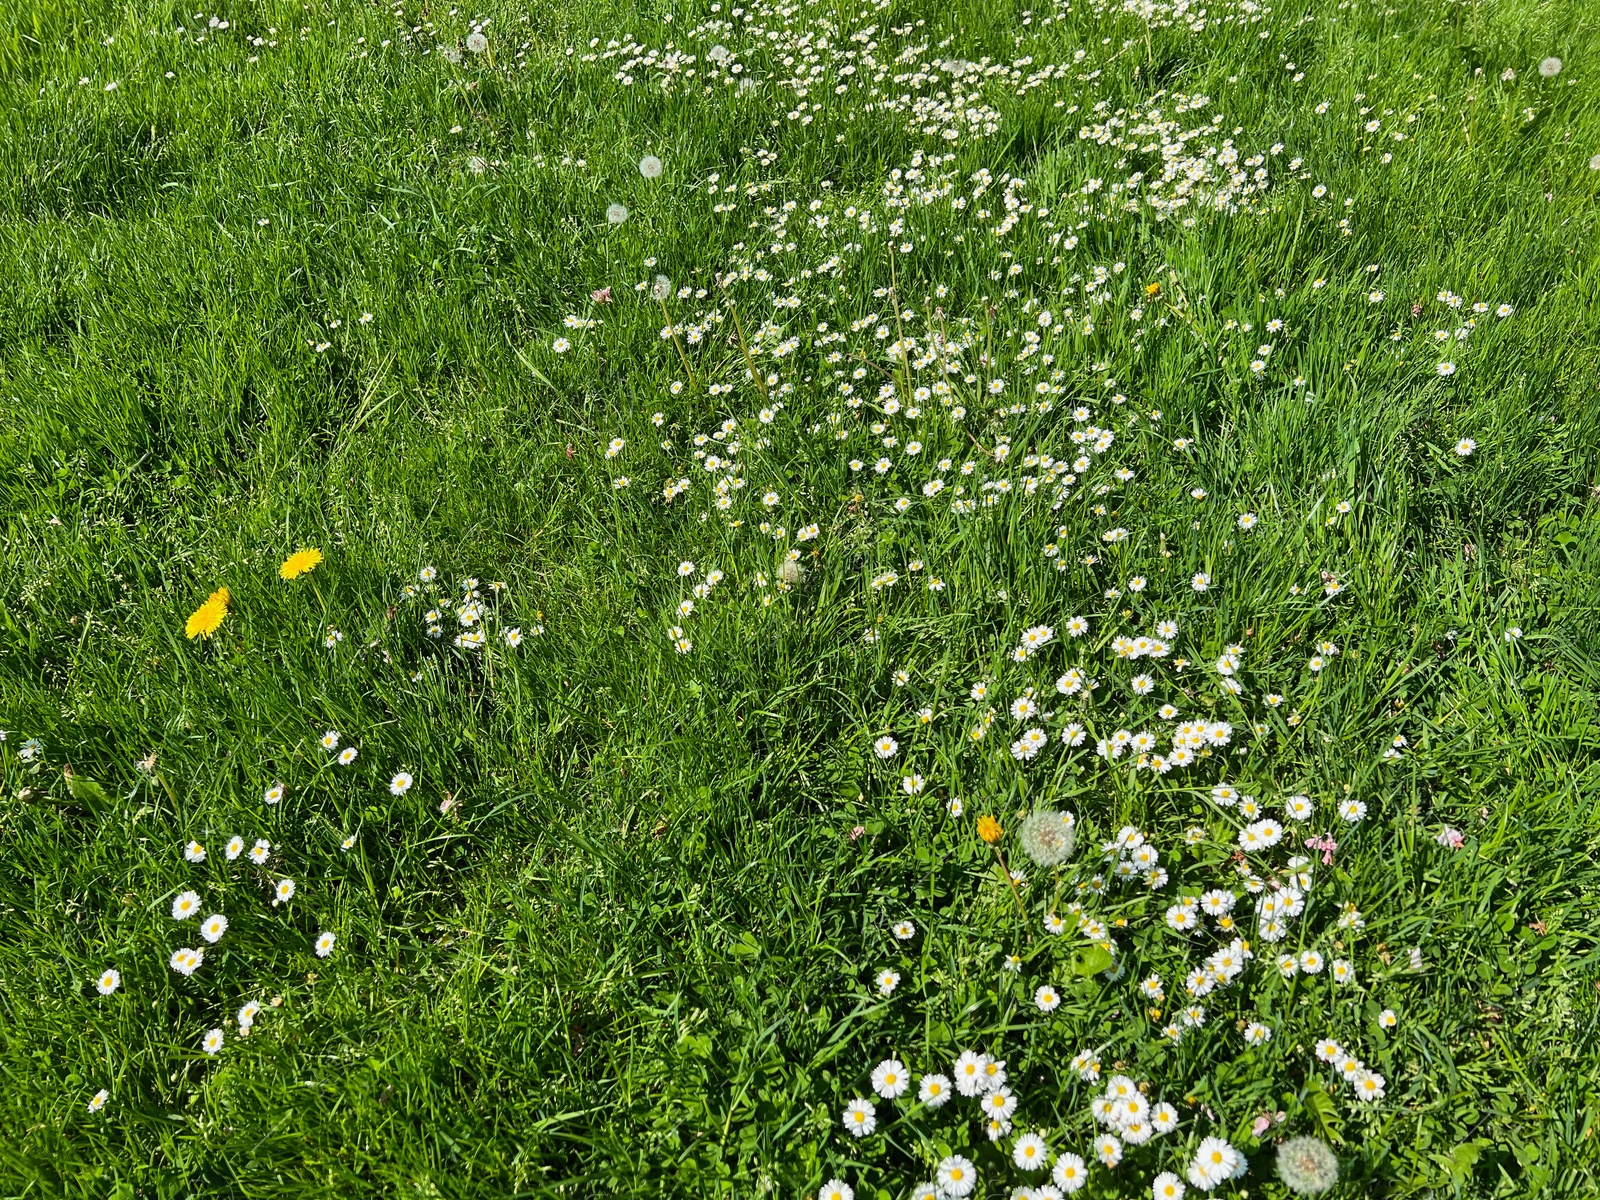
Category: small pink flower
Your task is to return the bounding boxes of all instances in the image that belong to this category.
[590,286,613,303]
[1304,834,1339,865]
[1436,826,1464,850]
[1251,1114,1272,1137]
[849,824,866,842]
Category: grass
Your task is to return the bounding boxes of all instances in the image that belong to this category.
[1,0,1599,1196]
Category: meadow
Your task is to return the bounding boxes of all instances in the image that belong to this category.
[1,0,1599,1195]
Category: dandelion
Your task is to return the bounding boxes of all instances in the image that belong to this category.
[1277,1136,1339,1195]
[279,548,323,580]
[465,31,487,54]
[199,914,229,943]
[1539,56,1562,76]
[842,1097,877,1136]
[390,771,414,796]
[185,587,230,640]
[606,203,629,224]
[338,747,358,766]
[315,931,337,957]
[977,815,1002,844]
[96,968,121,995]
[1019,810,1076,866]
[639,154,663,178]
[88,1089,109,1113]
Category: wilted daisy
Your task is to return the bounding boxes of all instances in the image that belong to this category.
[315,931,337,957]
[340,834,357,851]
[95,968,121,995]
[275,878,296,903]
[842,1097,877,1136]
[171,890,201,920]
[88,1089,109,1113]
[199,914,229,943]
[239,1000,262,1029]
[390,771,414,796]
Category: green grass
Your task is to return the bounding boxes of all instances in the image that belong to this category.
[2,0,1599,1196]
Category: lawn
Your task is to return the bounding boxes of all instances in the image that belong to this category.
[2,0,1599,1196]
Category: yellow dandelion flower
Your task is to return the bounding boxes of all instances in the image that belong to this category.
[977,815,1003,844]
[279,548,324,580]
[185,587,230,640]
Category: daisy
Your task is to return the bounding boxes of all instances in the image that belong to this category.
[239,1000,262,1029]
[1034,984,1061,1012]
[982,1087,1018,1122]
[876,969,899,995]
[952,1050,988,1096]
[199,914,229,943]
[1094,1134,1123,1167]
[263,783,285,805]
[250,840,271,865]
[184,841,206,863]
[315,931,337,957]
[1053,1153,1088,1193]
[169,947,203,976]
[873,735,898,759]
[842,1097,876,1137]
[171,891,201,920]
[202,1028,225,1055]
[937,1155,977,1197]
[919,1073,952,1106]
[276,878,296,903]
[88,1089,109,1113]
[1013,1132,1049,1171]
[870,1059,909,1099]
[320,730,340,750]
[95,968,121,995]
[338,747,358,765]
[389,771,414,796]
[818,1182,853,1200]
